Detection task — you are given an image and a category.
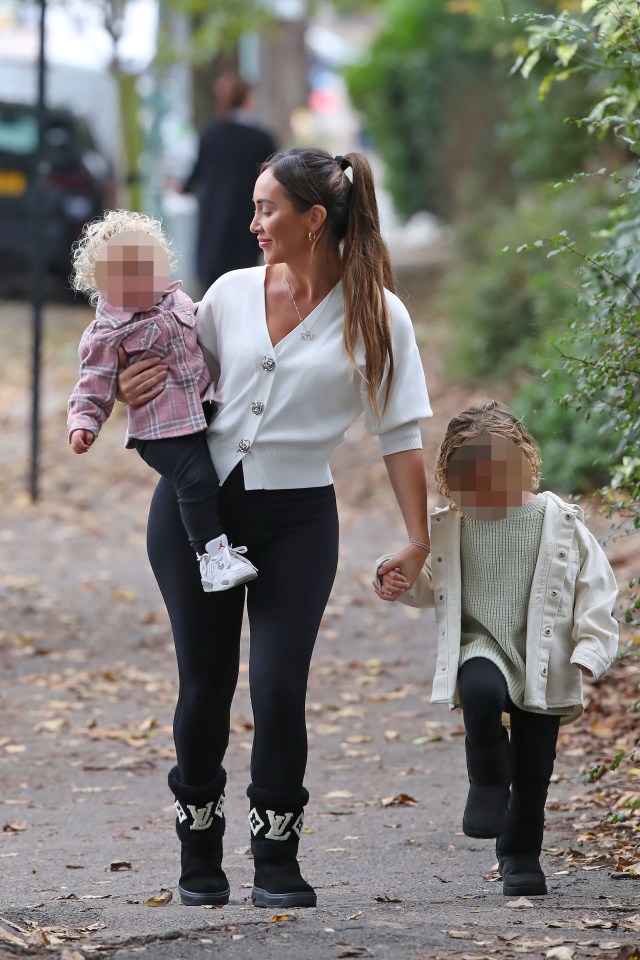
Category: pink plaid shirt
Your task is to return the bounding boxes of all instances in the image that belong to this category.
[67,282,215,447]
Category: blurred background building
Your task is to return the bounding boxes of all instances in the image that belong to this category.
[0,0,437,294]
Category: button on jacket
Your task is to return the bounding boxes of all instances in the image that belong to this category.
[67,283,215,446]
[196,266,433,490]
[375,491,619,724]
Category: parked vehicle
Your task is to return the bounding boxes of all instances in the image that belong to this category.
[0,101,116,280]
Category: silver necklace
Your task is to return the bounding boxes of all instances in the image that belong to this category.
[284,267,335,341]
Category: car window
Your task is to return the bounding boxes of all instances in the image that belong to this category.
[0,108,37,155]
[0,106,77,160]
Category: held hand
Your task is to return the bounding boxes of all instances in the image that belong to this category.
[372,566,410,602]
[377,544,429,585]
[115,346,167,407]
[70,429,95,454]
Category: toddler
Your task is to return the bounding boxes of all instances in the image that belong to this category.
[374,400,619,896]
[67,209,257,593]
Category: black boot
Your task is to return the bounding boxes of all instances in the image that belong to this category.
[497,813,547,896]
[247,784,317,908]
[168,765,230,906]
[462,731,511,839]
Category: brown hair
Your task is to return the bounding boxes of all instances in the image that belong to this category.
[434,400,542,500]
[214,72,252,116]
[262,148,395,422]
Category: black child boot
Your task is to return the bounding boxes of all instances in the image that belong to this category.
[168,765,231,906]
[496,813,547,896]
[462,730,511,839]
[247,784,317,908]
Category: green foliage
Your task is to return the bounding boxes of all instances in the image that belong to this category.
[344,0,600,219]
[508,1,640,149]
[511,0,640,807]
[344,0,499,219]
[513,366,622,495]
[441,182,602,383]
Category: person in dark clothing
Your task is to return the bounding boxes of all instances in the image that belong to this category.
[182,73,277,288]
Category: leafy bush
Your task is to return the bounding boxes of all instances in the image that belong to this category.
[513,365,623,495]
[345,0,496,219]
[441,181,604,382]
[344,0,601,221]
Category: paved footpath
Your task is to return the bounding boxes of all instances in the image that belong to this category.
[0,294,638,959]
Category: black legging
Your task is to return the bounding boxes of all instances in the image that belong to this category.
[458,657,560,822]
[147,462,339,792]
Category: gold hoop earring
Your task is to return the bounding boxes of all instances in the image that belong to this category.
[308,232,316,243]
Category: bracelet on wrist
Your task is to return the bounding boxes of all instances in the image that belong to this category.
[409,538,431,553]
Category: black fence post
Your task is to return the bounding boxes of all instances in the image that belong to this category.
[29,0,47,502]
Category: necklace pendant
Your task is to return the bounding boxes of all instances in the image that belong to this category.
[301,331,315,341]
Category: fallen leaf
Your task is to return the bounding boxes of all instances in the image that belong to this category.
[269,915,290,923]
[337,948,371,958]
[108,860,132,871]
[620,914,640,932]
[546,948,575,960]
[374,894,402,903]
[507,897,534,908]
[28,928,50,947]
[446,930,472,939]
[144,889,173,907]
[380,793,418,807]
[0,926,26,947]
[2,822,27,832]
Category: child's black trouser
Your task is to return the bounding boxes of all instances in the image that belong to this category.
[134,429,221,554]
[458,657,560,824]
[146,462,339,790]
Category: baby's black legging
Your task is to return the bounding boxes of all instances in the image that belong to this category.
[458,657,560,822]
[146,462,339,792]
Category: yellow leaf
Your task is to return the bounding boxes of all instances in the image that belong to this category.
[269,915,290,923]
[144,889,172,907]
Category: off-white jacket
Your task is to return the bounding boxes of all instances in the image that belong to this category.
[376,492,619,723]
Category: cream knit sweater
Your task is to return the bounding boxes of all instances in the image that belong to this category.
[458,495,573,715]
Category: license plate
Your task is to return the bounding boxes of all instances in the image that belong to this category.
[0,170,27,196]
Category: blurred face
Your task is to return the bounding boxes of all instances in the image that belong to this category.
[446,432,534,520]
[94,231,170,311]
[250,168,317,266]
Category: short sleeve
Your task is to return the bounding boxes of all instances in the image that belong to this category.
[361,290,432,448]
[194,280,221,382]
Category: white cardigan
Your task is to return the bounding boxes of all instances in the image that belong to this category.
[196,266,432,490]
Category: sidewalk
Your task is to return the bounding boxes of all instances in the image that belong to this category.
[0,292,638,959]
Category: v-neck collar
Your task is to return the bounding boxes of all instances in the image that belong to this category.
[261,265,341,350]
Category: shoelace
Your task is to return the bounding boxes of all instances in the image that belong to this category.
[215,543,249,570]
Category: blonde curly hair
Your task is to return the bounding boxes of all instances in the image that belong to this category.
[71,209,176,305]
[434,399,542,502]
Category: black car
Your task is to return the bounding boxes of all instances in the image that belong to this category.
[0,101,116,280]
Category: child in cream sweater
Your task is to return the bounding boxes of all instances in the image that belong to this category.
[374,400,619,897]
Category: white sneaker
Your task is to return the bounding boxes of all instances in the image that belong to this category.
[198,534,258,592]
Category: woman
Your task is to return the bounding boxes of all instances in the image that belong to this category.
[118,148,432,909]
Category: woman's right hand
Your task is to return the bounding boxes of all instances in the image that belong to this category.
[116,347,168,406]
